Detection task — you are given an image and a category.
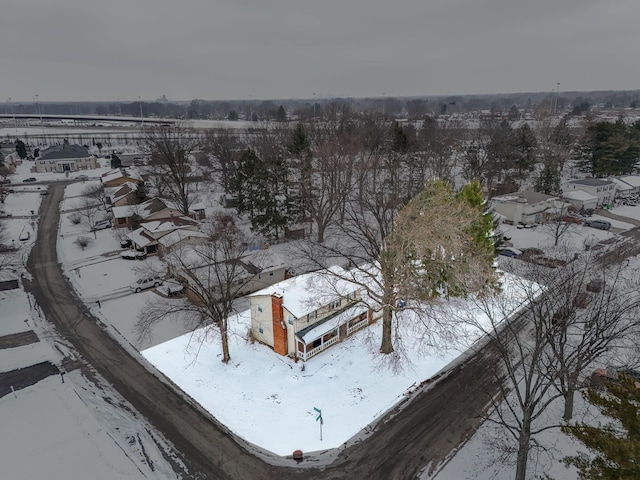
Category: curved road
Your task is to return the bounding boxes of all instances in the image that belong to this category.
[27,183,504,480]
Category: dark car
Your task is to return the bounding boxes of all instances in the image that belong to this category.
[499,248,521,258]
[119,238,132,248]
[23,177,37,183]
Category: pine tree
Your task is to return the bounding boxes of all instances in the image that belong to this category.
[534,160,562,195]
[563,374,640,479]
[15,139,27,159]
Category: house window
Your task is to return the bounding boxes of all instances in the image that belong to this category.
[308,311,317,322]
[258,323,264,334]
[288,316,294,325]
[269,271,274,276]
[257,304,263,312]
[329,299,340,310]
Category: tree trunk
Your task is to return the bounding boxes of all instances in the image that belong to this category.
[220,324,231,363]
[563,385,576,421]
[379,304,394,354]
[514,419,531,480]
[316,223,326,244]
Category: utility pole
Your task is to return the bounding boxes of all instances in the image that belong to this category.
[138,96,144,128]
[553,83,560,116]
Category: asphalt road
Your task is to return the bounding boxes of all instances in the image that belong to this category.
[26,183,508,480]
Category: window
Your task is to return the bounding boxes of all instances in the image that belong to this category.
[308,311,317,321]
[269,271,274,276]
[288,316,294,325]
[329,299,340,310]
[258,323,264,334]
[257,304,263,313]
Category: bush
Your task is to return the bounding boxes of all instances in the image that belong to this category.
[74,236,92,250]
[68,213,82,225]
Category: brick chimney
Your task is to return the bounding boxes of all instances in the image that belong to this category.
[271,294,287,356]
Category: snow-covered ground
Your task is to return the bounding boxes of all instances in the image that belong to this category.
[4,159,640,477]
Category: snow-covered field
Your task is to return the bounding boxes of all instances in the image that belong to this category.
[4,157,640,478]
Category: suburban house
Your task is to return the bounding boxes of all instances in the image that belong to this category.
[562,178,615,207]
[124,215,202,255]
[490,191,559,225]
[615,175,640,196]
[561,190,599,211]
[105,182,139,207]
[34,144,97,173]
[111,197,195,228]
[611,177,635,197]
[157,229,210,257]
[249,266,380,361]
[101,168,142,188]
[178,253,289,305]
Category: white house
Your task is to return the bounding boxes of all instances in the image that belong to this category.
[490,191,559,225]
[249,266,380,361]
[616,176,640,195]
[35,144,97,173]
[562,178,615,207]
[561,190,599,211]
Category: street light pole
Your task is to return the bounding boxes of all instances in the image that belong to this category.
[553,83,560,116]
[138,96,144,128]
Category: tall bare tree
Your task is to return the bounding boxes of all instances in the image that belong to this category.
[136,213,253,363]
[142,125,202,216]
[75,197,102,239]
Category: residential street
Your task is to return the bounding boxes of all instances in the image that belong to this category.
[26,183,510,480]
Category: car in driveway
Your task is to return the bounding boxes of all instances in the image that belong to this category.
[498,247,522,258]
[22,177,37,183]
[120,250,147,260]
[75,174,89,181]
[585,219,611,230]
[561,215,583,224]
[130,275,163,293]
[92,219,111,231]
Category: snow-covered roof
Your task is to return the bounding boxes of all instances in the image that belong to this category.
[126,228,156,248]
[618,175,640,188]
[562,190,599,201]
[249,265,358,318]
[157,229,208,248]
[492,191,557,204]
[142,216,200,234]
[297,304,368,343]
[566,178,614,187]
[611,177,635,191]
[101,168,141,185]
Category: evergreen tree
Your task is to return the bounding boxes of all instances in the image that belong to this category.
[111,152,122,169]
[15,139,27,159]
[456,179,496,254]
[576,119,640,176]
[534,160,562,195]
[563,374,640,480]
[276,105,287,122]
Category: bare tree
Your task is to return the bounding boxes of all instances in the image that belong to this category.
[142,125,202,216]
[82,184,108,212]
[75,197,102,239]
[541,217,574,247]
[295,179,497,357]
[202,129,242,194]
[136,213,253,363]
[74,236,92,250]
[460,244,640,480]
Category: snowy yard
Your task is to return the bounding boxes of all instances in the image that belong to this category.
[4,164,640,478]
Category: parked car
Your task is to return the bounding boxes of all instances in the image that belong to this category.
[585,219,611,230]
[498,247,522,258]
[120,250,147,260]
[590,367,640,390]
[39,190,48,196]
[75,174,89,181]
[130,275,163,293]
[92,220,111,231]
[22,177,37,183]
[119,238,132,248]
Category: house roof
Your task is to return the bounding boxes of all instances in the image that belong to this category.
[617,175,640,188]
[611,177,635,191]
[39,144,90,160]
[142,216,200,234]
[106,182,138,204]
[566,178,614,187]
[249,265,358,318]
[562,190,599,201]
[101,168,141,185]
[111,198,173,219]
[296,304,368,343]
[492,191,557,204]
[157,229,209,248]
[126,228,156,248]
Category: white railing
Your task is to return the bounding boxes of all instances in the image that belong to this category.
[300,335,339,361]
[347,318,368,335]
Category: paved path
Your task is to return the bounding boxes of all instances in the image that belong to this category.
[0,330,39,349]
[0,361,60,398]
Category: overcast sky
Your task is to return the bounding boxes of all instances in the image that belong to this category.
[2,0,639,103]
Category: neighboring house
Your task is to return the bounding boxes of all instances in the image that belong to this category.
[611,177,635,197]
[34,144,97,173]
[117,153,149,167]
[616,175,640,195]
[490,191,559,225]
[112,197,185,228]
[561,190,599,211]
[249,266,380,361]
[125,215,201,254]
[101,168,142,188]
[105,181,139,207]
[157,229,209,257]
[562,178,616,207]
